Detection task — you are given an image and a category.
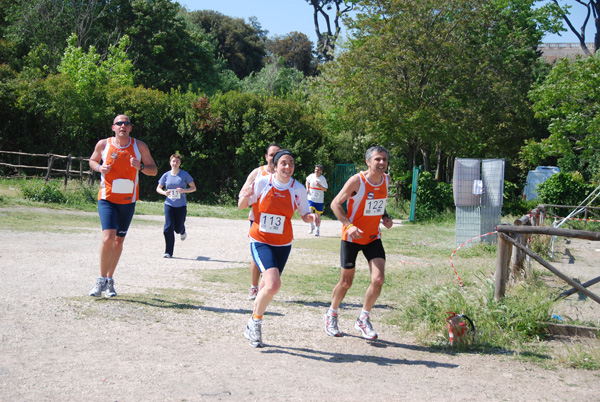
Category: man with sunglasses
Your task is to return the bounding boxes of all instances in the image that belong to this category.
[88,115,157,298]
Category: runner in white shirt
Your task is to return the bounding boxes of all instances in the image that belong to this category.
[305,164,328,236]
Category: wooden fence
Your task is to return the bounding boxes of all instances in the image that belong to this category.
[494,205,600,305]
[0,150,96,187]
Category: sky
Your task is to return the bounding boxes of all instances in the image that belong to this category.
[178,0,594,45]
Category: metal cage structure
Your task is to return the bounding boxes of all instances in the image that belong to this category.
[453,158,505,247]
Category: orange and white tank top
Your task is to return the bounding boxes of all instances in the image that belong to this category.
[97,137,141,204]
[342,172,388,245]
[249,176,308,246]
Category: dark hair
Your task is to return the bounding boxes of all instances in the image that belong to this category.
[315,164,323,169]
[266,143,282,154]
[365,146,389,161]
[273,149,293,166]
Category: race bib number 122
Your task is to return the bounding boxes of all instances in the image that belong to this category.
[364,198,387,216]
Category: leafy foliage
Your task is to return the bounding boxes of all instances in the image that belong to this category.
[536,172,597,206]
[21,181,66,204]
[527,55,600,181]
[414,171,454,220]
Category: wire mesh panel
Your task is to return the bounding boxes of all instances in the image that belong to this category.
[454,158,504,247]
[334,164,356,197]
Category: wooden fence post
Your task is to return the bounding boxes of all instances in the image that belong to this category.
[495,232,511,301]
[17,151,22,176]
[45,155,55,182]
[64,154,72,189]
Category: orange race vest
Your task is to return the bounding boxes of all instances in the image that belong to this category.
[249,177,298,246]
[97,137,141,204]
[342,172,389,245]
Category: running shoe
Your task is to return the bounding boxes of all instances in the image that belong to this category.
[89,277,106,297]
[244,317,263,347]
[308,224,314,234]
[105,278,117,298]
[248,287,258,300]
[323,312,340,337]
[355,315,378,340]
[315,228,320,237]
[163,253,171,258]
[180,232,187,241]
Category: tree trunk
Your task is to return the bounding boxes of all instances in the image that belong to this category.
[421,147,430,172]
[435,145,445,181]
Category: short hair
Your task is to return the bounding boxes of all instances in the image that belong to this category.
[365,146,389,161]
[266,143,282,154]
[315,164,323,169]
[170,153,183,162]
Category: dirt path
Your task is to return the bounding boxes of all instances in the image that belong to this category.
[1,209,599,401]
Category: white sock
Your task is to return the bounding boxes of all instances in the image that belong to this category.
[360,309,370,319]
[328,307,338,315]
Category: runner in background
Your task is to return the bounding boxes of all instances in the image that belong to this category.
[156,153,196,258]
[305,164,328,236]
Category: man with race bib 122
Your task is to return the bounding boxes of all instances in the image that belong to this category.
[323,146,393,340]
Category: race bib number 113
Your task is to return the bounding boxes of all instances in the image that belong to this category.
[259,213,285,234]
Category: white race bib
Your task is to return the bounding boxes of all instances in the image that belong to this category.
[259,213,285,234]
[112,179,134,194]
[364,198,387,216]
[168,189,181,200]
[309,188,324,203]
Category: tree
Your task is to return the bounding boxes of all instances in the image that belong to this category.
[549,0,600,55]
[266,32,316,76]
[317,0,556,178]
[184,10,266,79]
[241,58,308,97]
[526,54,600,181]
[125,0,221,92]
[305,0,354,61]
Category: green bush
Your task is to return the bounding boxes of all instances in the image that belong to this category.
[22,181,66,204]
[414,171,454,220]
[536,172,596,206]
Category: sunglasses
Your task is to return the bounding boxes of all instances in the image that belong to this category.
[114,121,131,126]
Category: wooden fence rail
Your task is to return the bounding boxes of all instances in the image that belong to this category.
[0,150,96,186]
[495,213,600,304]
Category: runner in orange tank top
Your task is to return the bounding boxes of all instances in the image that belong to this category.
[324,146,394,340]
[87,115,157,298]
[238,143,282,300]
[238,149,319,347]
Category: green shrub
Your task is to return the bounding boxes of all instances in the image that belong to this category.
[22,181,66,204]
[536,172,596,206]
[414,171,454,220]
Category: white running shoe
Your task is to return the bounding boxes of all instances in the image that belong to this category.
[355,315,378,340]
[180,232,187,241]
[105,278,117,298]
[308,223,314,234]
[89,277,106,297]
[323,312,340,337]
[163,253,171,258]
[244,317,263,347]
[248,287,258,300]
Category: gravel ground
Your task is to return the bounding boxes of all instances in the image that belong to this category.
[1,208,599,401]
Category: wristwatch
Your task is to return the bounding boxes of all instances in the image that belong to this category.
[140,162,145,171]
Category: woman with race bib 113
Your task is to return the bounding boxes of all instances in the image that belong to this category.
[238,149,319,348]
